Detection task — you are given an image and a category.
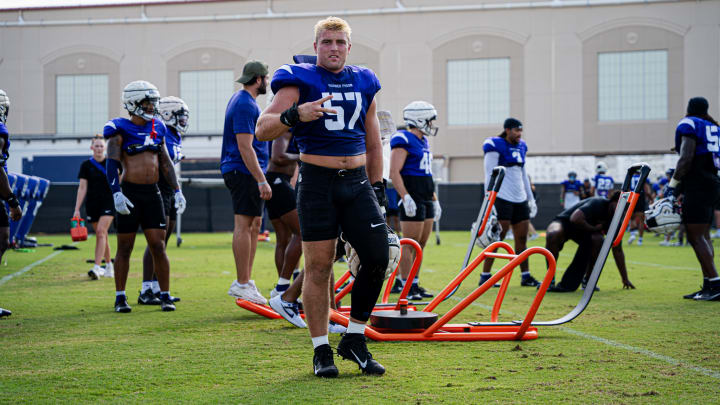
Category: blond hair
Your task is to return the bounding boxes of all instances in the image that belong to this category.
[314,16,351,42]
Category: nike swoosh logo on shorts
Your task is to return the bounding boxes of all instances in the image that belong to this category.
[360,180,368,184]
[371,223,384,228]
[350,349,367,368]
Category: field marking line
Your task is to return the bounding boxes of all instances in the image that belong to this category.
[0,250,64,287]
[627,260,697,271]
[446,296,720,380]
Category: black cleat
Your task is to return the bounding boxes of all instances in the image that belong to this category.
[581,278,600,291]
[337,333,385,375]
[0,307,11,318]
[694,287,720,301]
[546,284,574,293]
[138,290,161,305]
[115,296,132,313]
[159,294,176,311]
[520,275,541,287]
[406,285,422,301]
[683,287,706,299]
[416,285,434,298]
[479,275,500,288]
[390,279,403,294]
[154,291,180,303]
[313,344,339,378]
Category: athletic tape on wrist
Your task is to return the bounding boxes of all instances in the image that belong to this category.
[669,178,680,188]
[280,103,299,127]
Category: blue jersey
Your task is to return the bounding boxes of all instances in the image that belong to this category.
[0,122,9,172]
[562,180,582,193]
[103,118,167,155]
[630,174,651,195]
[675,117,720,174]
[482,137,527,168]
[390,130,432,177]
[165,126,183,165]
[593,174,615,197]
[220,90,268,175]
[270,63,381,156]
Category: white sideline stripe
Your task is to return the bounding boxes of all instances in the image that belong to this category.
[0,250,63,287]
[628,260,697,271]
[447,296,720,380]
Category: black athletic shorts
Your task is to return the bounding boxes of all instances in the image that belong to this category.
[296,162,386,242]
[116,182,166,233]
[398,175,434,222]
[86,199,114,223]
[494,197,530,225]
[682,175,720,224]
[223,170,264,217]
[633,194,648,214]
[0,205,8,227]
[399,198,434,222]
[266,171,296,220]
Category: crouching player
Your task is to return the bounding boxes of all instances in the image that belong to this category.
[0,90,23,318]
[257,17,389,377]
[104,80,186,313]
[544,191,634,292]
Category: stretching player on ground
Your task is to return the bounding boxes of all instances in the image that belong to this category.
[669,97,720,301]
[389,101,440,300]
[544,191,634,292]
[138,96,188,305]
[257,17,389,377]
[74,135,115,280]
[104,80,186,313]
[480,118,540,287]
[0,90,23,319]
[222,61,271,305]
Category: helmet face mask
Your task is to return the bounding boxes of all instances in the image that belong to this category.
[158,96,190,134]
[0,89,10,124]
[122,80,160,121]
[644,198,681,234]
[403,100,438,137]
[568,171,577,181]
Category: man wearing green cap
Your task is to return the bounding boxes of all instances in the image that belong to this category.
[221,60,272,305]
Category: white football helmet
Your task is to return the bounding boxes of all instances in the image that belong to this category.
[403,101,438,137]
[473,207,501,249]
[344,227,401,280]
[158,96,190,134]
[596,161,608,175]
[0,89,9,124]
[122,80,160,121]
[644,198,681,234]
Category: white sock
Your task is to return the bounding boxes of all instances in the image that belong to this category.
[311,335,329,348]
[709,277,720,282]
[400,278,407,286]
[93,264,102,271]
[160,290,169,297]
[235,281,250,288]
[151,281,161,294]
[521,271,530,277]
[141,281,153,293]
[346,321,366,335]
[115,290,125,297]
[412,278,419,286]
[276,277,290,286]
[106,262,114,271]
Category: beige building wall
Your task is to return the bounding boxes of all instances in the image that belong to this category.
[0,0,718,182]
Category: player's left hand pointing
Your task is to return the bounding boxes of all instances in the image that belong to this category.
[298,94,337,122]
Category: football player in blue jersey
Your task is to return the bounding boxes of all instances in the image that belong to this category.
[591,161,615,198]
[256,16,389,377]
[0,90,23,319]
[74,135,115,280]
[560,171,582,209]
[221,60,272,306]
[480,118,541,287]
[668,97,720,301]
[104,80,187,313]
[389,101,440,300]
[626,172,652,246]
[137,96,188,305]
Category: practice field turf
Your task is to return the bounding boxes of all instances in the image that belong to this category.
[1,231,719,403]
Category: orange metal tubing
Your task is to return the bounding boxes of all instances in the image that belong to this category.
[477,191,498,237]
[512,249,556,339]
[392,239,423,309]
[613,191,639,247]
[423,241,514,313]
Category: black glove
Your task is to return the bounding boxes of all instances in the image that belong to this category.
[372,180,388,210]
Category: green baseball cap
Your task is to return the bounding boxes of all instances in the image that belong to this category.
[236,60,269,84]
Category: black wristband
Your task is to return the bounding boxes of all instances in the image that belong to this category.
[6,193,19,209]
[280,103,300,127]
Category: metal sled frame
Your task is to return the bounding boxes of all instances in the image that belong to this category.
[329,239,557,341]
[472,163,652,327]
[234,238,425,319]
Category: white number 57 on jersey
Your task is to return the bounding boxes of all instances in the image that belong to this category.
[321,92,362,131]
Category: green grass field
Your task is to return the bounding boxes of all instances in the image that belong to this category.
[1,230,719,403]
